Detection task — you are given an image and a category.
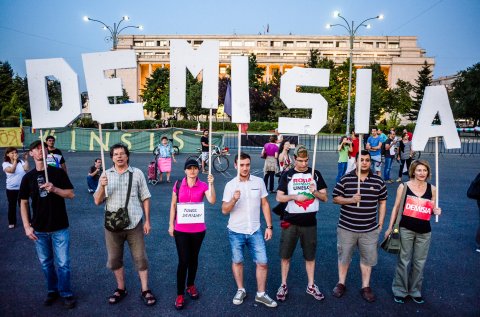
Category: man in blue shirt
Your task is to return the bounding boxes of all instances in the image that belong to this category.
[366,127,383,177]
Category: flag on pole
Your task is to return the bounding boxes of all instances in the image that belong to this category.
[266,23,270,33]
[224,81,232,117]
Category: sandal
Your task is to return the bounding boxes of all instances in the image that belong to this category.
[141,290,157,306]
[109,288,127,304]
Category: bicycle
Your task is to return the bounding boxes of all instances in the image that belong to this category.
[186,145,230,172]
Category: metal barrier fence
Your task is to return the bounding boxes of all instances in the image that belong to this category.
[222,133,480,156]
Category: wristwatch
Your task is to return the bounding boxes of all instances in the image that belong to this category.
[266,226,273,230]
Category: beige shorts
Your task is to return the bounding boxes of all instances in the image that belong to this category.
[337,227,380,267]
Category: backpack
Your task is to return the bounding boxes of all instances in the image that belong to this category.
[467,172,480,200]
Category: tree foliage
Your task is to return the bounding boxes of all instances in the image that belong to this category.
[409,61,432,120]
[451,62,480,126]
[141,67,170,119]
[0,61,30,126]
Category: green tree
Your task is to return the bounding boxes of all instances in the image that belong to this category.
[0,61,15,109]
[409,61,432,120]
[451,62,480,126]
[141,67,170,119]
[385,79,413,128]
[368,63,390,124]
[46,77,62,111]
[248,54,270,121]
[185,73,206,121]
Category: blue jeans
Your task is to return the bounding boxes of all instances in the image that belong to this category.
[336,162,348,183]
[383,157,393,180]
[35,228,73,297]
[87,176,98,191]
[228,229,268,264]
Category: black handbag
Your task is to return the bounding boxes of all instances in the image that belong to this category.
[380,183,408,254]
[104,171,133,232]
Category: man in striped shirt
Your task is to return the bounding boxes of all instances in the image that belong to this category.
[331,150,387,303]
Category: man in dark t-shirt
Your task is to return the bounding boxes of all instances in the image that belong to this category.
[275,145,328,302]
[19,140,76,309]
[45,135,67,173]
[200,129,209,174]
[87,158,102,193]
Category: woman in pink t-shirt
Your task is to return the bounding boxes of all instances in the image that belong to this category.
[261,135,279,193]
[168,159,216,310]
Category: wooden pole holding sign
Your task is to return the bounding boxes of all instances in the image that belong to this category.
[39,129,49,183]
[311,134,318,178]
[208,108,213,177]
[435,136,439,222]
[237,125,241,179]
[357,134,363,207]
[97,124,108,197]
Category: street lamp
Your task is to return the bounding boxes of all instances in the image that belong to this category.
[83,15,143,129]
[326,12,383,135]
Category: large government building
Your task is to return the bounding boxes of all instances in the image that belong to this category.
[115,34,434,102]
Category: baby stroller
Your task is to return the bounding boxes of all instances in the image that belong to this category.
[147,153,159,185]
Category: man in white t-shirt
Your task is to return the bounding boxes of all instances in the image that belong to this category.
[222,152,277,308]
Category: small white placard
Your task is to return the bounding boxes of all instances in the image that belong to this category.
[177,202,205,224]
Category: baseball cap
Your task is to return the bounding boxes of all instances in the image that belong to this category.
[294,144,308,157]
[184,159,199,170]
[28,140,47,151]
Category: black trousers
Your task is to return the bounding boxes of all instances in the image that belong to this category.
[264,171,275,192]
[398,158,412,178]
[174,230,206,295]
[6,189,19,226]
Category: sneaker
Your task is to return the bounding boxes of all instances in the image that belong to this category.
[175,295,184,310]
[186,285,199,299]
[412,296,425,304]
[396,178,402,183]
[475,248,480,253]
[8,224,15,229]
[276,284,288,302]
[44,291,59,306]
[63,296,76,309]
[255,293,277,308]
[88,189,94,193]
[386,179,394,184]
[306,284,325,301]
[394,296,406,304]
[232,289,246,305]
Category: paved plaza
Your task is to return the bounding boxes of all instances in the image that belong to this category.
[0,150,478,316]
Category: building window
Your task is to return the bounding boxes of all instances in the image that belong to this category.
[145,41,155,47]
[377,42,386,48]
[258,41,269,47]
[159,40,169,47]
[363,42,373,49]
[310,41,320,48]
[297,41,307,47]
[270,52,281,56]
[323,41,334,48]
[388,42,399,49]
[353,42,360,48]
[220,41,230,47]
[244,41,255,47]
[134,41,144,47]
[284,41,294,47]
[232,41,243,46]
[257,53,267,56]
[193,40,203,46]
[336,41,347,48]
[271,41,281,47]
[296,52,307,56]
[144,52,154,56]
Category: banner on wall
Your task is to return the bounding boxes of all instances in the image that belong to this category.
[20,127,222,153]
[0,128,23,147]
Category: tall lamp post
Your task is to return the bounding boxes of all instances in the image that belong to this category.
[326,11,383,135]
[83,16,143,129]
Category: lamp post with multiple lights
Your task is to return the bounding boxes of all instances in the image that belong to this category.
[326,11,383,135]
[83,16,143,129]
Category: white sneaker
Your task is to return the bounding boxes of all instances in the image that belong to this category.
[306,284,325,301]
[255,293,277,308]
[233,289,246,305]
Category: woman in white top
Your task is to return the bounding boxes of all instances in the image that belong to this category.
[2,147,29,228]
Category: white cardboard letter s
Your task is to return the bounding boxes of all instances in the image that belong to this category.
[82,50,144,124]
[278,67,329,135]
[412,86,461,151]
[26,58,81,129]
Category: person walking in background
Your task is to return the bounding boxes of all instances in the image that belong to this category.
[3,147,29,229]
[168,159,216,310]
[94,143,156,307]
[366,127,383,177]
[384,160,441,304]
[155,136,176,183]
[383,131,398,183]
[346,131,359,174]
[87,158,102,193]
[261,135,279,194]
[396,133,413,182]
[336,136,352,183]
[222,153,277,308]
[278,140,293,176]
[332,150,387,303]
[200,130,209,174]
[19,140,76,309]
[45,135,67,173]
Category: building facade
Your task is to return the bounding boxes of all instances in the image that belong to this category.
[115,34,434,102]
